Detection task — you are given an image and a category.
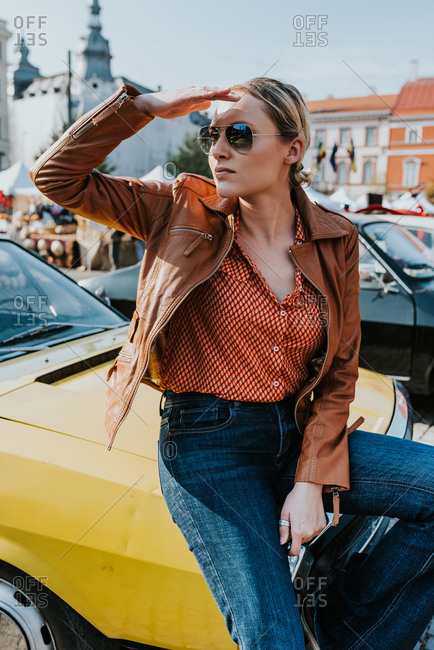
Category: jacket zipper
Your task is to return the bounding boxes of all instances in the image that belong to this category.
[288,248,330,437]
[32,89,130,180]
[106,219,234,450]
[168,227,214,257]
[289,248,342,521]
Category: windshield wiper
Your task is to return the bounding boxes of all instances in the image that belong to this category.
[0,321,120,346]
[405,262,434,271]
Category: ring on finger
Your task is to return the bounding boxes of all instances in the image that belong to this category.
[279,519,291,527]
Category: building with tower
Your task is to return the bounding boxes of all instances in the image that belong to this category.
[7,0,208,177]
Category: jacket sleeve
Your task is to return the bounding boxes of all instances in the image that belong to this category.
[294,226,361,492]
[29,83,174,241]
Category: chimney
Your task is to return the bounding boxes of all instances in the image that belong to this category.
[410,59,418,81]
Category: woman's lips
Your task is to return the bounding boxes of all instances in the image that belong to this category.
[215,169,235,178]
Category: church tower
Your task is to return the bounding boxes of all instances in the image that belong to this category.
[75,0,113,82]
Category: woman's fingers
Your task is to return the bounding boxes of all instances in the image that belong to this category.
[134,86,240,119]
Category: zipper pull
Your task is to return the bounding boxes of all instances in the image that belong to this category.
[331,486,340,526]
[115,91,130,110]
[183,232,213,257]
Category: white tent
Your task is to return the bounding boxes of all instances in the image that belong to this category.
[304,187,342,212]
[391,191,434,214]
[0,161,42,196]
[139,164,176,183]
[329,188,353,207]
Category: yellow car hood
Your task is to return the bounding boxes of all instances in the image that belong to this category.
[0,327,162,460]
[0,320,395,459]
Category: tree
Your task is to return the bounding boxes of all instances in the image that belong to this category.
[169,132,212,179]
[33,120,116,174]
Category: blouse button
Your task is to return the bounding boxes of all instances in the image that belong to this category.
[273,380,280,387]
[273,346,279,352]
[280,310,286,317]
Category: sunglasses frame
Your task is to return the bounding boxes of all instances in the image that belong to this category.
[198,123,283,154]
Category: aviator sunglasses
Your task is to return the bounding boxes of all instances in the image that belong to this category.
[198,123,283,154]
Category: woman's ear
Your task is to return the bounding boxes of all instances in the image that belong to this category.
[284,136,304,166]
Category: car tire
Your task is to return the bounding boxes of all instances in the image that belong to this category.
[0,559,120,650]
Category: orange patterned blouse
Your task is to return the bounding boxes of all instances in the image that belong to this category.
[159,207,326,401]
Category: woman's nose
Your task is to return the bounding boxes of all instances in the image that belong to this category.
[210,133,230,159]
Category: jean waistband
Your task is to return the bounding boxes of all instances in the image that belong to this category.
[159,388,295,415]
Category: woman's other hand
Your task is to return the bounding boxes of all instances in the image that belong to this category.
[279,482,327,556]
[133,86,240,120]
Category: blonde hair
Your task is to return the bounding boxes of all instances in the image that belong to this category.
[231,77,313,188]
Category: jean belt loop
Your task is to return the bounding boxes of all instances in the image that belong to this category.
[159,389,167,416]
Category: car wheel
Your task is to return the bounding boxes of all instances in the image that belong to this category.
[0,560,120,650]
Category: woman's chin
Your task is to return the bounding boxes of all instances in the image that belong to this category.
[214,179,240,199]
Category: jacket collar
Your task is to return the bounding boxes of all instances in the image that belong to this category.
[198,184,350,241]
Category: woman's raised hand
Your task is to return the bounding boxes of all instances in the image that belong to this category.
[133,86,241,120]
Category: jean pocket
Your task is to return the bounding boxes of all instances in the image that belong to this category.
[168,402,234,435]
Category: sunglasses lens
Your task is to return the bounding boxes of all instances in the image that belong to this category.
[198,124,253,154]
[198,126,219,154]
[226,124,253,152]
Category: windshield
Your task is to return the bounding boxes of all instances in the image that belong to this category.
[362,221,434,279]
[0,240,126,349]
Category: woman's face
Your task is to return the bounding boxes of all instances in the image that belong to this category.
[207,93,303,200]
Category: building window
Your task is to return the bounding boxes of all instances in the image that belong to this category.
[406,125,421,144]
[0,153,4,170]
[337,162,347,184]
[365,127,376,146]
[315,129,325,147]
[340,128,350,147]
[363,161,373,184]
[402,158,421,188]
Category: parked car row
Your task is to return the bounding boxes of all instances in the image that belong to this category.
[0,235,413,649]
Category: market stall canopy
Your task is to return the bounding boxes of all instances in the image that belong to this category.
[392,191,434,215]
[329,188,353,207]
[0,161,43,196]
[304,187,342,212]
[139,164,176,183]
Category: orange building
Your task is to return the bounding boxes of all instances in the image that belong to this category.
[387,78,434,194]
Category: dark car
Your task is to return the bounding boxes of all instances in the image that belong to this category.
[350,211,434,394]
[81,211,434,395]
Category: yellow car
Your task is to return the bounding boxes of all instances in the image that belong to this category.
[0,237,412,650]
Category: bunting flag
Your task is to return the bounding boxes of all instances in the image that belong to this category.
[330,143,338,172]
[347,139,356,172]
[314,141,326,170]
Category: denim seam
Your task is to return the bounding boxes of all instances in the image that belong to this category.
[349,551,434,650]
[167,456,242,646]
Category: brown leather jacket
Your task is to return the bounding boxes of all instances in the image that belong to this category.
[30,83,364,519]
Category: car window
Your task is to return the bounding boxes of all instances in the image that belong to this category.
[362,221,434,279]
[0,240,125,344]
[405,227,434,251]
[358,240,400,291]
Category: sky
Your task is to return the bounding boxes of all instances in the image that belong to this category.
[1,0,433,101]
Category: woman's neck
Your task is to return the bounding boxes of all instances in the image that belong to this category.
[238,190,296,246]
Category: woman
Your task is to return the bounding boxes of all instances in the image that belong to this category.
[31,78,434,650]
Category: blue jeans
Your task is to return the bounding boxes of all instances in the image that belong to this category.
[157,389,434,650]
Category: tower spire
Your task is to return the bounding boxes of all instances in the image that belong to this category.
[75,0,113,82]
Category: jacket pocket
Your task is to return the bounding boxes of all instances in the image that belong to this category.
[168,227,214,257]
